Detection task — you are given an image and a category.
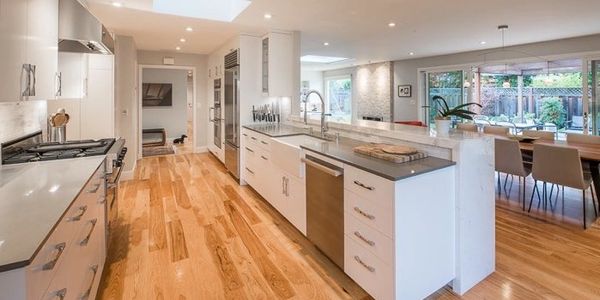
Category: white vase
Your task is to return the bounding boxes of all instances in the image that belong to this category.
[435,119,452,134]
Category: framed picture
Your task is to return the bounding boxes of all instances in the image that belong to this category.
[398,84,412,97]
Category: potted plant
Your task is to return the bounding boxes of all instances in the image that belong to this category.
[425,96,482,133]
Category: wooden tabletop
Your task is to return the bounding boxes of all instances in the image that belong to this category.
[514,139,600,162]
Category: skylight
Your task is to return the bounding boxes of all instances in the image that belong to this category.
[300,55,350,64]
[153,0,252,22]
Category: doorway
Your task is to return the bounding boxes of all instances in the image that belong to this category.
[138,65,196,158]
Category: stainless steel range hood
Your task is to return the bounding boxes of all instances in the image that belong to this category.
[58,0,114,54]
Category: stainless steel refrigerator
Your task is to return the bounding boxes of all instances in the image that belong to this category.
[224,50,240,179]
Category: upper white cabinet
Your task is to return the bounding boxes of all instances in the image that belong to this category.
[261,32,294,97]
[0,0,58,102]
[57,52,88,99]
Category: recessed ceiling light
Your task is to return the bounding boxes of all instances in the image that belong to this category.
[480,41,487,45]
[264,13,272,19]
[409,52,415,56]
[388,22,396,27]
[323,42,329,46]
[180,38,186,43]
[112,1,123,7]
[176,46,181,51]
[185,27,193,32]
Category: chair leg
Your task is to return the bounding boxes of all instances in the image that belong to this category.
[497,172,501,197]
[528,181,538,213]
[583,190,587,230]
[591,184,598,218]
[522,177,527,211]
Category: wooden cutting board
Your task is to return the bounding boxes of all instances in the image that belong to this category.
[353,143,428,163]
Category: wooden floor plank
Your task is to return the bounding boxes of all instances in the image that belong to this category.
[167,220,189,262]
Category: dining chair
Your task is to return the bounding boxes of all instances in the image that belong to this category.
[529,144,598,229]
[483,125,509,136]
[495,138,531,210]
[456,123,478,132]
[567,133,600,145]
[522,130,555,141]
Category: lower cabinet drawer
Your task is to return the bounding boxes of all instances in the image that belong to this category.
[345,213,394,264]
[344,236,394,300]
[345,190,394,238]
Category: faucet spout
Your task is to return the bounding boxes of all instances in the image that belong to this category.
[303,90,328,136]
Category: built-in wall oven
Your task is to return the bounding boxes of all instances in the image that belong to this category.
[211,78,222,149]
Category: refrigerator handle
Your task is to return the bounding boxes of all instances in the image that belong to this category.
[209,107,215,122]
[233,72,240,143]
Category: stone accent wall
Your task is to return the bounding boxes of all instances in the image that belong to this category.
[0,100,47,144]
[355,61,393,122]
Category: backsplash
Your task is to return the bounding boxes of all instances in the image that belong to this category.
[0,101,47,144]
[355,61,393,122]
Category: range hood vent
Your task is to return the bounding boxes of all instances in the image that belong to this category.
[58,0,114,55]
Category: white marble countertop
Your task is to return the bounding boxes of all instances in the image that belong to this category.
[0,156,105,271]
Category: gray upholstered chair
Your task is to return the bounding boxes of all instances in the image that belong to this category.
[529,144,598,229]
[484,126,509,136]
[495,138,531,209]
[456,123,478,132]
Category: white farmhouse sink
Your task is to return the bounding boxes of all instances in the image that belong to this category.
[273,134,329,149]
[271,135,329,178]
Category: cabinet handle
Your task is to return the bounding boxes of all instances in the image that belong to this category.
[30,64,36,96]
[251,137,257,140]
[88,183,101,193]
[21,64,30,98]
[261,155,268,161]
[261,141,268,145]
[55,288,67,300]
[67,205,88,222]
[80,219,98,246]
[284,177,289,197]
[354,256,375,273]
[97,196,106,204]
[242,133,248,137]
[245,167,254,175]
[353,180,375,191]
[353,207,375,220]
[80,265,99,300]
[56,72,62,97]
[42,242,66,270]
[354,231,375,247]
[282,176,285,195]
[245,147,254,153]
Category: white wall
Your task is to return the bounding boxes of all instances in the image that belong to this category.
[141,68,189,139]
[115,35,138,174]
[393,33,600,121]
[301,69,323,94]
[137,51,208,149]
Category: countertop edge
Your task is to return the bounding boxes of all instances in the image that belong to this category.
[301,146,456,181]
[242,125,306,138]
[0,158,105,273]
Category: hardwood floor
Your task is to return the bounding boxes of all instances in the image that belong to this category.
[98,153,600,300]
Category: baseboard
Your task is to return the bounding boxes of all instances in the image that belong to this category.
[195,146,208,153]
[119,161,136,182]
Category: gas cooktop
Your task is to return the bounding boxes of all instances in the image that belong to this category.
[2,138,116,165]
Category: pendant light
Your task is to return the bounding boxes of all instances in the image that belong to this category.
[499,25,511,88]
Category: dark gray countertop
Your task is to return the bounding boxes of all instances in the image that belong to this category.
[243,124,456,181]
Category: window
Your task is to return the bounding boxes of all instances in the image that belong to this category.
[425,70,465,127]
[325,76,352,123]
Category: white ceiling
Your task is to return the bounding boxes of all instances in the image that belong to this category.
[87,0,600,62]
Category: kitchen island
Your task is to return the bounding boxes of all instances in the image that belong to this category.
[0,157,107,300]
[242,121,495,297]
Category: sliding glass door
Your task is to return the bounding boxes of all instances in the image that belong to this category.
[424,70,465,127]
[591,60,600,135]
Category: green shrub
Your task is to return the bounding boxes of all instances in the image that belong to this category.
[539,97,566,129]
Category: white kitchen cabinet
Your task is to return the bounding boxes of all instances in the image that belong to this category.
[26,0,59,101]
[0,0,28,102]
[0,0,58,102]
[57,52,87,99]
[283,173,306,234]
[261,32,294,97]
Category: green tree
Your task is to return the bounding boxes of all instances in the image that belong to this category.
[539,97,566,128]
[529,73,582,88]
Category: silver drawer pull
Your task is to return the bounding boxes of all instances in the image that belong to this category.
[353,180,375,191]
[242,133,248,137]
[353,207,375,220]
[97,196,106,204]
[354,256,375,273]
[261,141,268,145]
[251,137,257,140]
[88,183,101,193]
[245,167,255,175]
[245,147,254,153]
[80,219,97,246]
[261,155,268,160]
[55,288,67,300]
[354,231,375,246]
[80,265,99,300]
[67,206,88,222]
[42,242,66,270]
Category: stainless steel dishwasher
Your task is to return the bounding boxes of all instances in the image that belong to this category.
[303,155,345,269]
